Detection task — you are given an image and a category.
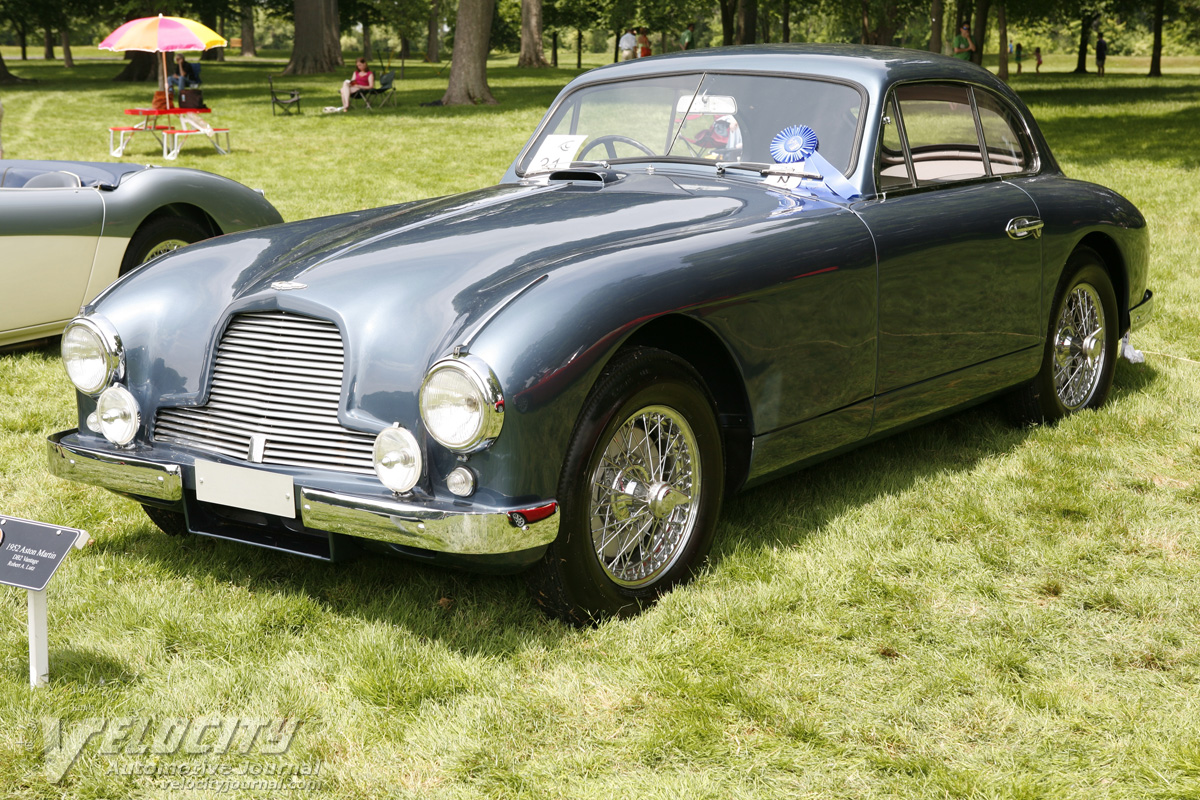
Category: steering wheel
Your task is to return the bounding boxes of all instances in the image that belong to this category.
[580,135,656,160]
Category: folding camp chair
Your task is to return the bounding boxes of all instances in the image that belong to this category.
[352,71,396,110]
[269,76,302,115]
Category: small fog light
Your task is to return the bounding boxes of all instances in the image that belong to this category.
[446,466,476,498]
[374,425,422,494]
[96,385,140,446]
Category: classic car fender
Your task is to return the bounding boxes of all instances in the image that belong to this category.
[1015,174,1150,331]
[100,165,283,239]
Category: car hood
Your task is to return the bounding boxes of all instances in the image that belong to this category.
[89,172,845,426]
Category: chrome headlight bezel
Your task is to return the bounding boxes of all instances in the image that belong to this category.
[61,316,124,396]
[419,356,504,453]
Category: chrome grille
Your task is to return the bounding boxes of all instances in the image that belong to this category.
[155,312,376,475]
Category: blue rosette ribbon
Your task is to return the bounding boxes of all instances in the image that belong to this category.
[770,125,819,164]
[768,124,860,201]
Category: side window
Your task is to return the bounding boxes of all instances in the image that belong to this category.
[876,94,913,190]
[975,91,1031,174]
[894,84,985,185]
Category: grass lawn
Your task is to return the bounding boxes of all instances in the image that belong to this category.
[2,51,1200,798]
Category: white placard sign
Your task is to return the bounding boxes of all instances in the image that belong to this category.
[526,135,587,174]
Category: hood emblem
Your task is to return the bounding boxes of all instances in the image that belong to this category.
[271,280,308,291]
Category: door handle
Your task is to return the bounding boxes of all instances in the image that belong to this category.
[1006,217,1044,240]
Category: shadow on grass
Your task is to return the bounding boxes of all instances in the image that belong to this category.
[0,59,581,115]
[718,357,1161,555]
[1019,77,1200,169]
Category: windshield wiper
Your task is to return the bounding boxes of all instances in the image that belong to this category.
[715,161,822,180]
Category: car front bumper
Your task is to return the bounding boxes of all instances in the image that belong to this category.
[47,430,559,559]
[1130,289,1154,331]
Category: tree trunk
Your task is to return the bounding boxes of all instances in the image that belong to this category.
[612,27,619,63]
[60,30,74,68]
[363,19,372,61]
[1149,0,1164,76]
[241,3,258,56]
[1073,12,1093,73]
[719,0,736,45]
[285,0,343,74]
[426,0,442,62]
[861,0,871,43]
[929,0,943,52]
[17,25,27,61]
[517,0,548,67]
[738,0,757,44]
[113,50,158,82]
[0,50,26,83]
[971,0,988,65]
[551,31,557,67]
[576,28,582,69]
[200,11,225,61]
[782,0,790,42]
[996,3,1008,80]
[441,0,497,105]
[324,0,343,68]
[43,28,54,60]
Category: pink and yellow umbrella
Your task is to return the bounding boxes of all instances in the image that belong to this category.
[100,15,227,106]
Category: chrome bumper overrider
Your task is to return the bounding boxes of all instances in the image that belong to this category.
[47,431,559,556]
[1130,289,1154,331]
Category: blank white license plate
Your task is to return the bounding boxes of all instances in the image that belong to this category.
[194,460,296,519]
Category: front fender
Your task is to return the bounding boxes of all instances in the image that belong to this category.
[102,167,284,238]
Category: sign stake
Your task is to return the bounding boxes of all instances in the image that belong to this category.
[28,588,48,687]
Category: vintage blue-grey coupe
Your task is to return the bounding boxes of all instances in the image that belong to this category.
[47,45,1153,622]
[0,159,282,348]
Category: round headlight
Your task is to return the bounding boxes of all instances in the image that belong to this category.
[373,425,422,494]
[62,319,121,395]
[96,385,141,446]
[419,358,503,452]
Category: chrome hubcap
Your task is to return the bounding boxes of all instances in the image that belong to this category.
[142,238,190,263]
[1053,282,1106,410]
[589,405,700,588]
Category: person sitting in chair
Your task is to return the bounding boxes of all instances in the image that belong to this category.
[328,58,373,112]
[167,54,198,101]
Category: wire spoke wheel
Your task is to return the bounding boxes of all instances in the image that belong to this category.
[589,405,700,587]
[1052,282,1107,410]
[141,238,192,263]
[527,347,724,623]
[1010,249,1118,424]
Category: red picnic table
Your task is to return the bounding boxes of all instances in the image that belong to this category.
[109,107,230,160]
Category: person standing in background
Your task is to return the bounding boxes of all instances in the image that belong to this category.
[953,24,975,60]
[1096,33,1108,75]
[680,23,695,50]
[618,28,636,61]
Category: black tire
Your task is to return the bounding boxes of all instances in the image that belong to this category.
[141,505,189,536]
[119,215,211,275]
[1011,247,1119,423]
[527,347,725,624]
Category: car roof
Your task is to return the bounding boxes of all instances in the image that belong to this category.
[574,43,1003,97]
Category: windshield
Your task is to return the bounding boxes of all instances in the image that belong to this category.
[520,72,865,177]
